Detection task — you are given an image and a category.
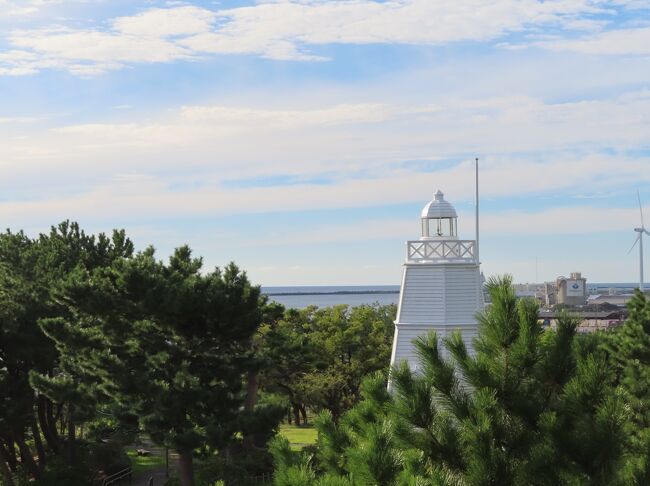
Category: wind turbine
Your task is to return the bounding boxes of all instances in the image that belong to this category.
[628,191,649,291]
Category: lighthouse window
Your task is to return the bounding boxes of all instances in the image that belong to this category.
[422,218,457,237]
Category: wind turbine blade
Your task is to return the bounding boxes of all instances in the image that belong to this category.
[628,234,641,255]
[638,190,645,228]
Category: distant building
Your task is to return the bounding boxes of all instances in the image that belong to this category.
[587,293,637,307]
[513,283,547,304]
[544,282,556,306]
[556,272,587,306]
[539,308,625,333]
[389,191,483,376]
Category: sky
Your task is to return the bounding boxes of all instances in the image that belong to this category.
[0,0,649,286]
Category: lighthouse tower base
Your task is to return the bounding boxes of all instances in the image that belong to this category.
[390,254,483,373]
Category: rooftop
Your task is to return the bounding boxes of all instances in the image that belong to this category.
[421,190,457,219]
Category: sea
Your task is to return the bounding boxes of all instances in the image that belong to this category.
[262,285,400,309]
[262,283,640,309]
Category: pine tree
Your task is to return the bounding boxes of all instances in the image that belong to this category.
[0,222,133,481]
[37,246,273,486]
[602,291,650,484]
[273,276,631,486]
[261,303,396,426]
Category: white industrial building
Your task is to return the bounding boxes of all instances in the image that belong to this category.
[556,272,587,306]
[389,190,484,373]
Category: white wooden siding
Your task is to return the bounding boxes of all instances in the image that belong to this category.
[391,261,483,372]
[397,264,481,324]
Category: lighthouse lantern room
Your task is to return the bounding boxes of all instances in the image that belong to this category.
[421,190,458,239]
[389,190,484,375]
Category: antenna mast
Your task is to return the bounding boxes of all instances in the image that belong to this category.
[475,157,480,265]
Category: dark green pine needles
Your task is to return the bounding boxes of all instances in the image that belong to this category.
[272,276,638,486]
[34,245,273,486]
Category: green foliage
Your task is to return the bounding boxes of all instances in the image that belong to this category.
[85,407,139,444]
[601,290,650,483]
[125,448,167,475]
[273,276,635,486]
[86,441,131,476]
[0,221,283,486]
[185,447,275,485]
[0,221,135,483]
[32,245,280,484]
[5,220,650,486]
[270,436,318,486]
[30,456,90,486]
[26,441,126,486]
[260,303,396,423]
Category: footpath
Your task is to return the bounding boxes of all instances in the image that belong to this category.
[130,440,179,486]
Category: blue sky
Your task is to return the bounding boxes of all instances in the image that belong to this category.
[0,0,649,285]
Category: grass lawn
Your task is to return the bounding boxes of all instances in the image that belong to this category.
[278,423,318,450]
[126,448,167,475]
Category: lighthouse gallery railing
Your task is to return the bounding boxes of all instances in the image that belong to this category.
[406,240,476,262]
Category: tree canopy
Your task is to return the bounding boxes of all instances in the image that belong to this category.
[272,277,647,486]
[259,303,396,423]
[0,222,134,485]
[3,221,650,486]
[0,223,283,486]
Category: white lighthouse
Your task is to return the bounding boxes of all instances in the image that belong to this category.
[389,190,484,372]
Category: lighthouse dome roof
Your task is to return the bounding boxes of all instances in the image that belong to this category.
[421,190,457,218]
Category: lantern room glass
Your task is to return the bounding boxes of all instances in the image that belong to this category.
[421,217,457,238]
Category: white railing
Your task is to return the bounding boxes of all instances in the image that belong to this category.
[406,240,476,262]
[101,466,132,486]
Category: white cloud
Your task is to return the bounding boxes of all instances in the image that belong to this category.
[180,103,401,126]
[252,204,650,249]
[204,0,603,48]
[0,78,648,234]
[6,26,193,75]
[481,206,645,235]
[0,86,647,284]
[0,89,648,211]
[0,1,637,75]
[35,102,434,154]
[0,0,84,18]
[113,6,216,37]
[0,0,40,16]
[0,153,647,229]
[0,115,41,123]
[539,27,650,55]
[11,91,646,174]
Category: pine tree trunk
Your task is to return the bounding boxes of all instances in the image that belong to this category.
[30,414,46,473]
[0,445,15,486]
[13,429,39,478]
[178,451,195,486]
[38,395,59,453]
[300,404,308,424]
[0,434,18,471]
[0,435,17,478]
[50,401,61,446]
[67,405,76,466]
[0,435,17,471]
